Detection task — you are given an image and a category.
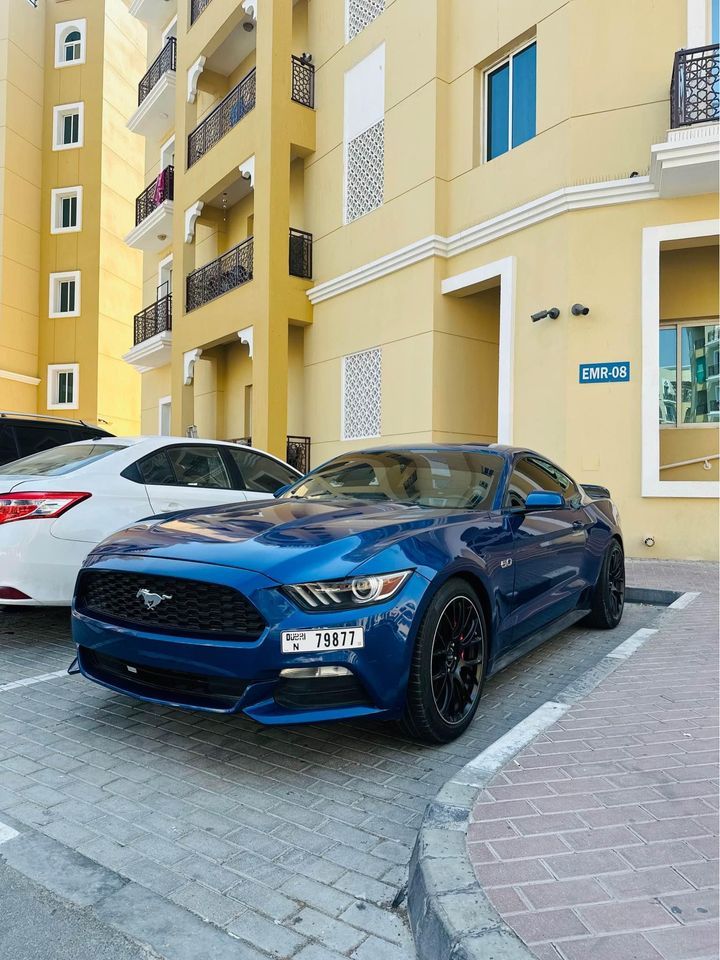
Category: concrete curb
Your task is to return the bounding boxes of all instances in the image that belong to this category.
[407,588,697,960]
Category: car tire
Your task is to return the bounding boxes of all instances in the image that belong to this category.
[400,578,487,744]
[584,539,625,629]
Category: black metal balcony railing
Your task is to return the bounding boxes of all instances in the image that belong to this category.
[289,228,312,279]
[190,0,213,25]
[291,55,315,108]
[188,69,257,167]
[134,293,172,346]
[138,36,176,106]
[186,237,254,311]
[135,165,174,226]
[671,44,720,128]
[235,436,311,475]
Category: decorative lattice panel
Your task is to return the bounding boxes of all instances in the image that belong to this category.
[347,0,384,41]
[345,120,384,223]
[343,348,382,440]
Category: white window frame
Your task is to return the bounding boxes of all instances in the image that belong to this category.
[659,319,720,430]
[341,347,382,441]
[158,395,172,436]
[49,271,81,318]
[158,253,173,297]
[50,186,83,234]
[161,15,178,45]
[55,19,87,68]
[483,38,537,164]
[53,102,84,151]
[160,134,175,171]
[641,220,720,498]
[47,363,79,410]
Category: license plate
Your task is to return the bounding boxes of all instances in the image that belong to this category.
[281,628,365,654]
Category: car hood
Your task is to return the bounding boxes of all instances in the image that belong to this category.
[89,497,474,583]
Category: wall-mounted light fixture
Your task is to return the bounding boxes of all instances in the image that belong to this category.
[531,307,560,322]
[571,303,590,316]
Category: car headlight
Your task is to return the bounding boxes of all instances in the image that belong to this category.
[284,570,412,611]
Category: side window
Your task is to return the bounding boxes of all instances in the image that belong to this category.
[226,447,298,494]
[13,425,72,458]
[0,428,19,464]
[504,457,570,508]
[137,447,232,488]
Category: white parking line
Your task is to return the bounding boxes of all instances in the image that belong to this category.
[0,669,69,694]
[669,591,700,610]
[606,627,658,660]
[0,821,19,844]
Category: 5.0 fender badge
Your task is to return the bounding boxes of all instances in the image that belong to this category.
[500,558,513,569]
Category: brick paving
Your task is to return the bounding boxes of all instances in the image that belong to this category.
[467,561,719,960]
[0,562,696,959]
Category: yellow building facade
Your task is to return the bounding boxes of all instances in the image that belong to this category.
[0,0,144,434]
[124,0,719,561]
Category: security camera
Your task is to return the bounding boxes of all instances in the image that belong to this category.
[531,307,560,322]
[571,303,590,316]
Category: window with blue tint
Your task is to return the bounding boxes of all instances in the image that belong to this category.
[713,0,719,44]
[486,42,537,161]
[512,43,536,148]
[487,62,509,160]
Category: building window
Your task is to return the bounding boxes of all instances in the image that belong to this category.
[55,20,86,68]
[342,348,382,440]
[346,0,384,42]
[659,321,720,426]
[47,364,79,410]
[49,272,81,318]
[51,187,82,234]
[486,41,537,161]
[344,45,385,223]
[53,103,84,150]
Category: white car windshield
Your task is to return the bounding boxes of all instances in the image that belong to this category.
[1,443,126,476]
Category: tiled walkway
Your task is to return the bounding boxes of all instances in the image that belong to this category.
[467,561,719,960]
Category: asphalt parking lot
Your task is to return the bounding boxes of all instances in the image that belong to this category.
[0,596,664,960]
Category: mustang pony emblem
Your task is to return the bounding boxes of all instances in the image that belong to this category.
[136,588,172,610]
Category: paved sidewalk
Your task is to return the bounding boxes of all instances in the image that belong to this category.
[467,561,719,960]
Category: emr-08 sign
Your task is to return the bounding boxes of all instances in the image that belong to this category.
[579,362,630,384]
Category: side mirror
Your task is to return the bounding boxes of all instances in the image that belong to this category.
[525,491,564,510]
[273,483,294,498]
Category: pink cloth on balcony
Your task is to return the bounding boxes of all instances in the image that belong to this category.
[152,169,165,207]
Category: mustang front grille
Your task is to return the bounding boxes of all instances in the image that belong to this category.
[76,570,265,641]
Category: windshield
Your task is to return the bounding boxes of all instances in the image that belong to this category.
[0,443,126,477]
[281,450,503,509]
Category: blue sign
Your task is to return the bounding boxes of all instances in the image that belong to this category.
[579,362,630,384]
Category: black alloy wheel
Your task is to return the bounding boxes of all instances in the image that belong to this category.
[401,579,487,744]
[585,539,625,629]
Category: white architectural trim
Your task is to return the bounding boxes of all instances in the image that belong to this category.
[158,395,172,435]
[308,176,658,304]
[50,185,83,234]
[47,363,79,410]
[239,155,255,188]
[54,19,87,69]
[183,348,203,385]
[187,55,206,104]
[185,201,204,243]
[441,257,516,445]
[686,0,709,46]
[123,331,172,374]
[0,369,41,386]
[158,252,173,293]
[241,0,258,21]
[649,124,720,197]
[160,133,175,169]
[52,102,84,151]
[127,71,176,138]
[641,219,720,499]
[49,270,81,318]
[238,326,254,357]
[124,201,174,251]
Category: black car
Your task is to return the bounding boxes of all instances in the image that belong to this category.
[0,412,114,466]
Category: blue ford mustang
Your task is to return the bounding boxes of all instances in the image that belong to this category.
[71,445,625,743]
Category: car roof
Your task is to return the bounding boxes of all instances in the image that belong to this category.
[54,436,300,470]
[347,443,530,458]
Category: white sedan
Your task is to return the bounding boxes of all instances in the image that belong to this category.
[0,437,301,606]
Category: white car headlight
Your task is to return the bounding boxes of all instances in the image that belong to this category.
[284,571,411,611]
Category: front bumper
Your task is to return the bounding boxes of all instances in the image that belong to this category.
[71,554,429,724]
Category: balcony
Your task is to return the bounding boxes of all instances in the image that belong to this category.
[127,37,177,139]
[235,436,311,474]
[125,166,174,252]
[671,44,719,128]
[291,55,315,109]
[186,237,254,311]
[123,294,173,373]
[190,0,213,25]
[188,68,256,167]
[650,45,719,198]
[289,229,312,279]
[128,0,177,26]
